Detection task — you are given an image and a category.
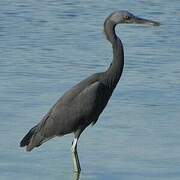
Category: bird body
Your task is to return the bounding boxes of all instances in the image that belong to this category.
[21,55,123,151]
[20,10,159,172]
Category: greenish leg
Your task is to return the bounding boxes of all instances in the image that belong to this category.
[71,138,81,173]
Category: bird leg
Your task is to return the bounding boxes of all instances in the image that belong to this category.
[73,171,80,180]
[71,138,81,173]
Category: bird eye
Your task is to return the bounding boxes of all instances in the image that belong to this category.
[124,15,130,20]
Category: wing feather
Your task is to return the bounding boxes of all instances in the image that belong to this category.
[31,76,111,145]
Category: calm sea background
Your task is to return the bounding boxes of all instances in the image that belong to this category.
[0,0,180,180]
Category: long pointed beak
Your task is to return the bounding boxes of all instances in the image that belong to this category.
[133,16,160,26]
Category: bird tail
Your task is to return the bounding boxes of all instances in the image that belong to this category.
[20,125,39,151]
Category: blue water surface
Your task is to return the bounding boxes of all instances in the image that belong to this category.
[0,0,180,179]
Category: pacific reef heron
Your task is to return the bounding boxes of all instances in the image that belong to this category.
[20,10,159,173]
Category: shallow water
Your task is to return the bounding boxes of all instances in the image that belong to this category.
[0,0,180,179]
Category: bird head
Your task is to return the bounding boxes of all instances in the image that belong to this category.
[109,10,160,26]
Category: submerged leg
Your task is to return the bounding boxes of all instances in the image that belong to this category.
[71,138,81,173]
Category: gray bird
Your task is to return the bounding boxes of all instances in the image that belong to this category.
[20,10,159,173]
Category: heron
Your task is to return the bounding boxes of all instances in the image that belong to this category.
[20,10,159,173]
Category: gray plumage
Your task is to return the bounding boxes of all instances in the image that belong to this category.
[20,10,159,172]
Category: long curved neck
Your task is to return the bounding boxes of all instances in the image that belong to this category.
[104,18,124,89]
